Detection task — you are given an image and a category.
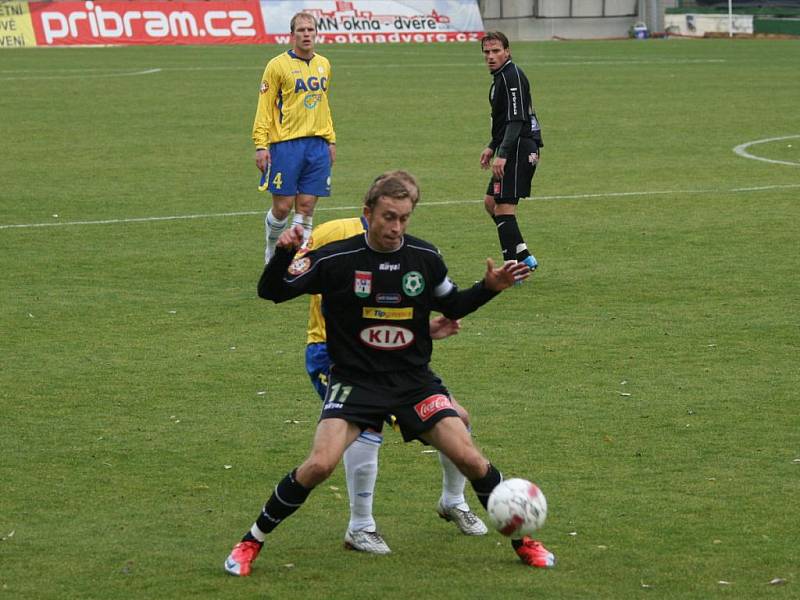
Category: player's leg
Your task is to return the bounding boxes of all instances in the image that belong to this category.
[493,201,535,268]
[483,175,536,268]
[305,343,387,552]
[342,428,390,554]
[495,139,538,270]
[294,137,332,245]
[436,397,487,535]
[421,416,555,568]
[224,418,359,576]
[265,194,294,262]
[264,140,303,262]
[417,414,502,513]
[420,415,491,480]
[487,175,528,266]
[393,382,491,501]
[483,182,497,219]
[293,193,318,246]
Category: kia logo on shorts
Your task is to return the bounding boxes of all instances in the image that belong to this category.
[359,325,414,350]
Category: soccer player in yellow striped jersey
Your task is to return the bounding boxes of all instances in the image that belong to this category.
[253,12,336,263]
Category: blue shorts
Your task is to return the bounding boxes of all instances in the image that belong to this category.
[268,137,331,197]
[305,342,331,401]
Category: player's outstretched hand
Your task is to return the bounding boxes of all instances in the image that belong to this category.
[277,224,305,251]
[429,316,462,340]
[484,258,531,291]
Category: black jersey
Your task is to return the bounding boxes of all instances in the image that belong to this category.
[489,59,543,150]
[259,233,498,376]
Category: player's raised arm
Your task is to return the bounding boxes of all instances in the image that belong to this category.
[257,225,312,303]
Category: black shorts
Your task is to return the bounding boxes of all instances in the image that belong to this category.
[486,137,539,203]
[320,367,458,442]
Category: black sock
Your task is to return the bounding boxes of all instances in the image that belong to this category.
[470,463,503,511]
[249,469,313,538]
[492,214,529,262]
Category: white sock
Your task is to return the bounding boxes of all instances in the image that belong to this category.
[343,430,382,532]
[439,451,468,510]
[265,209,288,263]
[249,524,266,543]
[292,213,313,246]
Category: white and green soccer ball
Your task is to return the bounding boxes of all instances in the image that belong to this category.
[487,478,547,537]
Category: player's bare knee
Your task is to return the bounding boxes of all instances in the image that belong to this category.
[443,445,485,479]
[298,456,336,486]
[483,195,496,216]
[295,195,317,216]
[271,196,294,219]
[461,444,490,476]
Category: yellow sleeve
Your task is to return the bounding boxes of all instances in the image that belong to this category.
[252,59,281,148]
[325,58,336,145]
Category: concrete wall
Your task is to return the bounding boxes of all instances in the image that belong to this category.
[480,0,676,40]
[665,13,754,36]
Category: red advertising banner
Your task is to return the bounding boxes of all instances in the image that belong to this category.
[28,0,268,46]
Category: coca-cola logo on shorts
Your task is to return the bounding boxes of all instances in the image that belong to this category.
[413,394,453,422]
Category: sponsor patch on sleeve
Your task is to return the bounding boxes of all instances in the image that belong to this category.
[288,257,311,275]
[260,81,269,94]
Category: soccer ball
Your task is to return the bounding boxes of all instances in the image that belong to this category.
[487,478,547,537]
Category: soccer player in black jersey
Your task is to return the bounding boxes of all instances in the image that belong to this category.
[224,172,555,576]
[479,31,544,273]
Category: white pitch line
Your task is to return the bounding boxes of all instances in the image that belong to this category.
[0,68,162,81]
[733,135,800,167]
[2,182,799,231]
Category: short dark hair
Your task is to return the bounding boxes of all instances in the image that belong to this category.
[290,12,316,33]
[364,170,420,210]
[481,31,510,51]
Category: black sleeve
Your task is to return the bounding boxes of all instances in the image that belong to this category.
[257,247,309,303]
[506,68,527,123]
[497,121,525,158]
[432,280,500,320]
[531,111,543,148]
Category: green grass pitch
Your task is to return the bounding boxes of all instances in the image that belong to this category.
[1,38,799,599]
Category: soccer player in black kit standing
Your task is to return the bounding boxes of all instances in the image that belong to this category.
[479,31,544,274]
[223,171,555,576]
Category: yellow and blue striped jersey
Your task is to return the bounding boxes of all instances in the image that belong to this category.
[253,50,336,148]
[302,217,366,344]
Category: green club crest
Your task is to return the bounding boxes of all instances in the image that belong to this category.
[402,271,425,296]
